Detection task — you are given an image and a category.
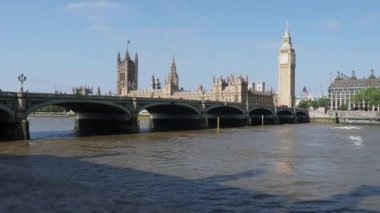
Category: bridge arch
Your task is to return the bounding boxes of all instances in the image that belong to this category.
[206,105,245,114]
[277,109,295,124]
[0,104,15,121]
[26,100,131,118]
[206,105,246,128]
[295,111,310,123]
[249,107,276,125]
[138,102,202,131]
[26,100,133,134]
[138,102,201,115]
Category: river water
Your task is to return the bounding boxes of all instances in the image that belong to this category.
[0,117,379,212]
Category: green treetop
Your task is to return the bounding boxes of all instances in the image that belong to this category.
[352,87,380,106]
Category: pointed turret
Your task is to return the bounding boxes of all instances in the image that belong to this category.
[167,56,179,93]
[369,69,376,79]
[156,78,161,89]
[135,52,139,63]
[151,74,156,90]
[351,70,357,80]
[171,55,176,71]
[283,21,290,38]
[281,21,292,49]
[168,56,178,80]
[125,48,130,59]
[117,51,121,63]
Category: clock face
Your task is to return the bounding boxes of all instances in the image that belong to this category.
[280,54,288,64]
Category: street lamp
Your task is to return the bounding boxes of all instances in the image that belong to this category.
[18,73,26,92]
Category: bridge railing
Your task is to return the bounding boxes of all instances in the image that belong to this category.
[22,92,132,101]
[135,96,203,103]
[0,91,18,98]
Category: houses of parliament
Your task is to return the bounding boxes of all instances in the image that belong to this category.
[117,24,296,108]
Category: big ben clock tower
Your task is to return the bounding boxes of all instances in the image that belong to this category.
[278,22,296,108]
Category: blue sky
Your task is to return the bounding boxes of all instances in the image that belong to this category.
[1,0,380,97]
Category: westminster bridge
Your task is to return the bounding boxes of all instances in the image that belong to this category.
[0,91,309,140]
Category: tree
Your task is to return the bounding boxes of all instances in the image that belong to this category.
[297,98,330,113]
[317,98,330,108]
[298,100,308,109]
[352,87,380,107]
[316,97,330,113]
[339,104,348,111]
[310,100,318,109]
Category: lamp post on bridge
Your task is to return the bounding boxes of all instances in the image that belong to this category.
[273,95,277,113]
[18,74,27,93]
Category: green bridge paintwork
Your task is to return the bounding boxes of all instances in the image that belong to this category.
[0,91,309,140]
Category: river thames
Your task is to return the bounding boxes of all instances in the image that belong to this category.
[0,117,379,212]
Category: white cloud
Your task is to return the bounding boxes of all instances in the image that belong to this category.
[321,19,340,31]
[65,1,121,12]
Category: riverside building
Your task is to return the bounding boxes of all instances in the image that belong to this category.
[116,24,297,107]
[328,70,380,111]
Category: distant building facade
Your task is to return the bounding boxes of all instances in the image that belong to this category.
[328,70,380,110]
[256,80,265,92]
[117,49,138,95]
[295,86,314,107]
[72,86,101,95]
[278,23,296,108]
[120,56,274,106]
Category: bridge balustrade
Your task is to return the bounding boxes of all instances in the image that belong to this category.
[0,91,17,98]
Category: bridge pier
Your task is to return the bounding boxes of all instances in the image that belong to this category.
[0,92,30,140]
[0,119,30,141]
[273,117,280,125]
[200,113,209,129]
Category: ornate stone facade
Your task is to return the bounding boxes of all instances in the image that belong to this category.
[123,56,274,106]
[117,49,138,95]
[278,23,296,108]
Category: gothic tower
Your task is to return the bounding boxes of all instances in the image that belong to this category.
[278,22,296,107]
[116,48,139,95]
[166,56,179,95]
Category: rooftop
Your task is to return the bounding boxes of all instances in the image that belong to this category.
[329,70,380,88]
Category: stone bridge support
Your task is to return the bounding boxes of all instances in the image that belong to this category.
[2,92,30,140]
[198,101,209,129]
[0,119,29,141]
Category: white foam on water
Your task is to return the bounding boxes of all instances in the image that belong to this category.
[331,126,361,130]
[349,135,363,147]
